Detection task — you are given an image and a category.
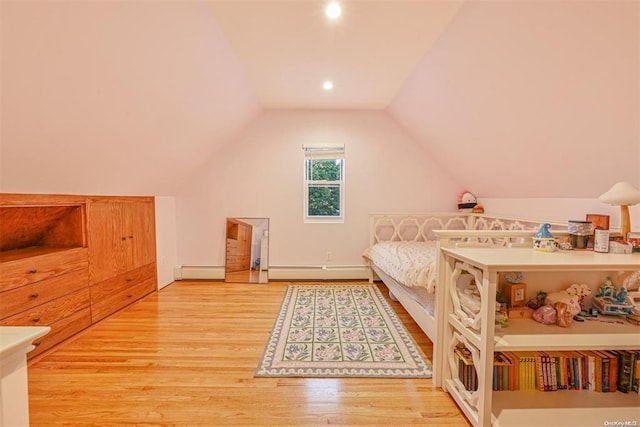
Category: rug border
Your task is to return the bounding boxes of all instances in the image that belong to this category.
[254,283,432,378]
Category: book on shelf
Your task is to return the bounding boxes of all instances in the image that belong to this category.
[613,350,638,394]
[454,345,477,392]
[452,348,640,394]
[633,350,640,393]
[535,352,546,391]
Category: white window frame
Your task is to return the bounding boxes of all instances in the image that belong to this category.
[303,144,345,223]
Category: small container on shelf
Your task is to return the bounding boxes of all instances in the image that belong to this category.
[532,223,557,252]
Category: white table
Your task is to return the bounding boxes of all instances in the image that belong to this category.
[0,326,50,427]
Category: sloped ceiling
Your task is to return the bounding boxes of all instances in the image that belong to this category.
[1,1,260,196]
[389,1,639,198]
[1,1,638,199]
[206,0,463,109]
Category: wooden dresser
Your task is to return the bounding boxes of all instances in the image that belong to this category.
[0,194,157,360]
[225,218,252,272]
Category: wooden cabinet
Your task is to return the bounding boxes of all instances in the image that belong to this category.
[0,194,157,361]
[225,219,252,272]
[87,200,156,284]
[438,246,640,427]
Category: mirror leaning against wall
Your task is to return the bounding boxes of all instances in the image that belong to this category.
[225,218,269,283]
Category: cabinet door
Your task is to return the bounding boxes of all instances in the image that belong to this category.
[87,202,127,284]
[88,199,156,284]
[124,201,156,270]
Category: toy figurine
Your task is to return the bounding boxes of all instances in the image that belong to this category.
[616,287,628,304]
[597,277,615,298]
[457,191,477,212]
[533,223,557,252]
[593,277,634,316]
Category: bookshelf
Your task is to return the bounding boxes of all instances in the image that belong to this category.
[437,247,640,427]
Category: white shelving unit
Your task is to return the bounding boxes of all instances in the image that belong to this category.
[437,247,640,427]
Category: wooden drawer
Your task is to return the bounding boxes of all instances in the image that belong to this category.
[27,306,92,359]
[91,277,155,323]
[89,263,156,302]
[0,268,89,319]
[0,288,90,326]
[0,247,88,292]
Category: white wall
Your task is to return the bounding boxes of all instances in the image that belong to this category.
[175,110,462,268]
[154,196,178,289]
[479,198,639,233]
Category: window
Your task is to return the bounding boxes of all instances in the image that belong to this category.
[303,144,345,222]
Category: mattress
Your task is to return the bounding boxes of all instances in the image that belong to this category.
[371,263,436,317]
[363,241,438,293]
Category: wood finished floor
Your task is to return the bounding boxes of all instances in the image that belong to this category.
[28,280,470,426]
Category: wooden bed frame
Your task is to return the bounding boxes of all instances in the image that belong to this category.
[366,212,567,377]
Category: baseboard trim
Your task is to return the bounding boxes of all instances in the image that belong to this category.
[176,266,225,280]
[176,265,370,281]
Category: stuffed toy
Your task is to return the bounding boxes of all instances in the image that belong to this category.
[457,191,477,212]
[545,291,581,316]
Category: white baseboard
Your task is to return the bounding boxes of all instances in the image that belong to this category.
[176,266,225,280]
[176,265,370,281]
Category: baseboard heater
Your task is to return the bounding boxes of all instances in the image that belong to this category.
[175,265,370,281]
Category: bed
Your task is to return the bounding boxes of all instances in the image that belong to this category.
[362,213,565,349]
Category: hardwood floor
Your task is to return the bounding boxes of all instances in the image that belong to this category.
[27,280,470,426]
[225,269,268,283]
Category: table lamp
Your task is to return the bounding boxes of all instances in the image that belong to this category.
[599,181,640,239]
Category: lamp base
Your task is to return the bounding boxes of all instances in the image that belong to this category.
[620,204,630,239]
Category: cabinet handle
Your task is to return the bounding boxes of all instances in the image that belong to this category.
[127,294,133,298]
[121,237,127,241]
[126,278,132,282]
[129,235,134,239]
[33,341,42,347]
[30,293,39,299]
[32,317,40,323]
[29,269,38,274]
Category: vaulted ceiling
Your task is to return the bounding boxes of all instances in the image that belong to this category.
[206,1,463,109]
[1,1,638,198]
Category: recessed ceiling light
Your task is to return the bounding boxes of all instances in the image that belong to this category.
[325,2,342,19]
[323,81,334,91]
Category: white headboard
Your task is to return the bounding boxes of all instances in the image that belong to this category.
[368,212,568,246]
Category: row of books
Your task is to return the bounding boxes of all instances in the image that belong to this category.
[454,345,640,393]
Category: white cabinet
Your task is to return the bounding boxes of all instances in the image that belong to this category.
[0,326,50,426]
[437,247,640,427]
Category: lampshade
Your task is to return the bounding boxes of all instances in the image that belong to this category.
[599,182,640,206]
[599,181,640,239]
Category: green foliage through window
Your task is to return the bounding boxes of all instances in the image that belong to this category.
[305,158,344,219]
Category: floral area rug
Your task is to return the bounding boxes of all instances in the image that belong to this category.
[255,284,432,378]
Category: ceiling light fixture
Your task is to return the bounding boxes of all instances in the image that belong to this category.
[325,2,342,20]
[323,81,334,91]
